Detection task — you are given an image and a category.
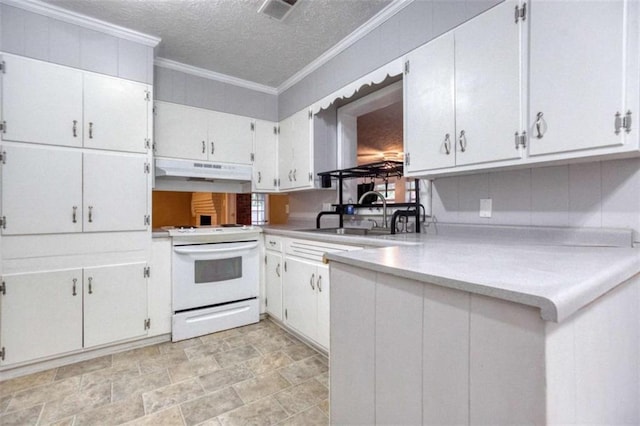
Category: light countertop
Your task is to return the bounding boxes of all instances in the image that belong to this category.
[264,223,640,322]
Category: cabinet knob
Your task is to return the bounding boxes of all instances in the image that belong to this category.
[535,112,546,139]
[88,206,93,223]
[458,130,467,153]
[88,277,93,294]
[72,206,77,223]
[443,134,451,155]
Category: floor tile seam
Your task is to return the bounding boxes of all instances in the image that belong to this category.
[140,376,207,416]
[230,370,293,406]
[0,401,44,423]
[274,403,328,425]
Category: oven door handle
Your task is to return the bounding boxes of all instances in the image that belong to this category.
[173,241,259,254]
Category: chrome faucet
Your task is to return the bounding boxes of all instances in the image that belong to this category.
[358,191,387,228]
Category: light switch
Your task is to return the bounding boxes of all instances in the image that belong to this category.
[479,198,492,218]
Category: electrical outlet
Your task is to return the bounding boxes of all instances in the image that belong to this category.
[479,198,492,218]
[285,204,289,214]
[322,203,333,211]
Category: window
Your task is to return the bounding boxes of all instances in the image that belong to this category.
[251,193,267,225]
[406,180,417,203]
[375,182,395,201]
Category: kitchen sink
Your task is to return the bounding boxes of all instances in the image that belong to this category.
[296,227,392,236]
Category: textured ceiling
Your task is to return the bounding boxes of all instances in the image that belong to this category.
[41,0,392,87]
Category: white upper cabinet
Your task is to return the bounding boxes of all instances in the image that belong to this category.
[209,112,254,165]
[83,152,149,233]
[154,101,208,160]
[1,145,83,235]
[1,54,149,153]
[404,1,522,175]
[454,0,521,166]
[154,101,253,164]
[278,108,313,191]
[253,119,279,192]
[83,73,150,153]
[405,32,456,173]
[1,55,83,148]
[527,0,633,156]
[1,145,148,235]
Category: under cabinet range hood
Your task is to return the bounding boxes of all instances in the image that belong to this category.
[154,158,253,193]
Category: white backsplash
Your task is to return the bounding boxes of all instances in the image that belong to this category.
[432,158,640,242]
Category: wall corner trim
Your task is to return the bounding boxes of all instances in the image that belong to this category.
[276,0,414,94]
[1,0,161,47]
[154,57,279,95]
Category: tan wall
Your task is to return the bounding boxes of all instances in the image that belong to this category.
[268,194,289,224]
[152,191,194,228]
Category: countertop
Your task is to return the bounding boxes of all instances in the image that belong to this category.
[264,222,640,322]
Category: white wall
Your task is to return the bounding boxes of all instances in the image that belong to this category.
[432,158,640,243]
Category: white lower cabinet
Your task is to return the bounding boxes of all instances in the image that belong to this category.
[283,257,319,341]
[265,250,283,321]
[0,263,149,366]
[0,269,83,365]
[83,263,148,348]
[148,238,172,337]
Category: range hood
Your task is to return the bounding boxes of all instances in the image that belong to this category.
[154,158,253,193]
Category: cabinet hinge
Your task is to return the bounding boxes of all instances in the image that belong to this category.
[144,318,151,330]
[143,266,150,278]
[144,215,151,226]
[0,149,6,164]
[145,138,151,149]
[514,131,527,149]
[284,261,287,272]
[277,126,281,135]
[405,152,411,166]
[0,347,5,361]
[152,105,157,115]
[277,178,280,187]
[0,281,5,295]
[0,216,6,230]
[144,162,151,173]
[515,2,527,23]
[623,110,633,134]
[308,109,313,119]
[264,255,267,265]
[273,178,277,187]
[250,153,255,162]
[273,126,278,135]
[404,60,410,74]
[0,121,6,134]
[250,122,255,131]
[309,172,313,182]
[152,142,157,152]
[265,297,268,307]
[0,61,5,73]
[285,308,288,320]
[144,91,151,101]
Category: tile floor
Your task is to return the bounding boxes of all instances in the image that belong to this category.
[0,319,330,425]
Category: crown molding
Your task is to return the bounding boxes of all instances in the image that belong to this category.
[154,57,279,95]
[276,0,414,93]
[1,0,161,47]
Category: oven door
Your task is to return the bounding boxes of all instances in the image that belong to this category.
[172,240,259,312]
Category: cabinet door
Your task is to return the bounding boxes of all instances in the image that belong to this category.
[0,269,83,365]
[84,263,148,348]
[1,55,83,147]
[283,257,317,340]
[454,0,522,166]
[154,101,208,160]
[83,152,148,232]
[265,251,283,321]
[316,264,330,350]
[83,73,149,153]
[1,145,83,235]
[253,120,278,191]
[149,238,172,337]
[404,32,456,173]
[278,116,295,190]
[209,111,254,164]
[291,109,312,189]
[528,0,627,156]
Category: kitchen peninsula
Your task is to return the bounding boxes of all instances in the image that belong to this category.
[264,224,640,425]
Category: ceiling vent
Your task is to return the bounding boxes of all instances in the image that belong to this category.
[258,0,299,21]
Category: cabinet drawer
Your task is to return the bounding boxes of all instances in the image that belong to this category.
[264,235,283,251]
[284,238,360,262]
